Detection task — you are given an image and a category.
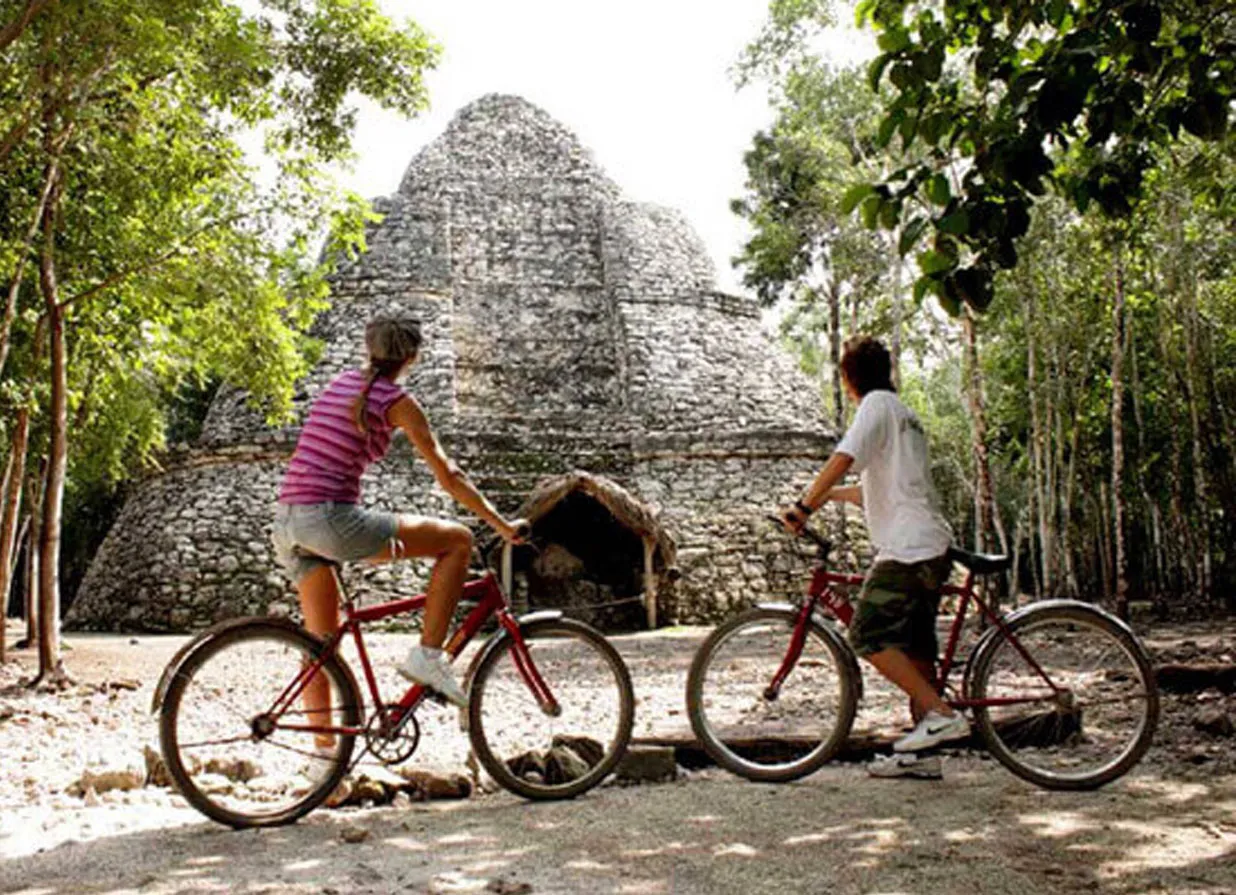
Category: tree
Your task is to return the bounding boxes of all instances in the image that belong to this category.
[0,0,439,679]
[854,0,1236,312]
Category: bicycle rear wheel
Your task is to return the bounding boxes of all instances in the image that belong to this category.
[968,602,1158,790]
[467,617,634,800]
[687,607,858,782]
[160,620,362,827]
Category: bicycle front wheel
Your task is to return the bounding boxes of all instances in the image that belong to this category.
[687,608,858,782]
[969,602,1159,790]
[468,618,634,800]
[160,620,362,827]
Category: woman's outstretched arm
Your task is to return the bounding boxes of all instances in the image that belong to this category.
[388,395,518,540]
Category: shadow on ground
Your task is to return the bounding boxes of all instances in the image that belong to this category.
[4,764,1234,895]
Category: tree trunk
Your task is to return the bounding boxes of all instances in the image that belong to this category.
[22,466,44,649]
[1023,291,1051,597]
[1110,241,1129,619]
[962,308,995,554]
[33,171,68,686]
[0,410,30,662]
[1096,486,1112,601]
[962,307,1000,618]
[890,228,903,388]
[1181,280,1211,606]
[829,279,843,433]
[0,153,60,383]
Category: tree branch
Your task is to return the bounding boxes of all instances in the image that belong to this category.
[0,0,54,54]
[57,209,259,312]
[0,126,71,383]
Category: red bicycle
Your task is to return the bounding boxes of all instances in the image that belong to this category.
[686,521,1159,790]
[154,545,634,828]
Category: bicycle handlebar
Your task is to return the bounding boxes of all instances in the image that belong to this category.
[765,513,833,556]
[477,522,536,569]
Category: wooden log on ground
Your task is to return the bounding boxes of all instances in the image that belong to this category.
[635,708,1082,769]
[1155,663,1236,694]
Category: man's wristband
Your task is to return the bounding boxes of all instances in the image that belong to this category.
[794,499,815,517]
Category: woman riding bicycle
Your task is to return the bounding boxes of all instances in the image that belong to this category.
[272,313,525,717]
[781,335,965,779]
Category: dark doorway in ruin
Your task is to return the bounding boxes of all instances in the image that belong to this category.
[509,473,673,633]
[518,490,647,631]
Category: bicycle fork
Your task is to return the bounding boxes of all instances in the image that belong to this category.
[498,613,561,717]
[764,600,817,701]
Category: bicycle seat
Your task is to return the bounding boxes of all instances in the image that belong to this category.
[947,546,1011,575]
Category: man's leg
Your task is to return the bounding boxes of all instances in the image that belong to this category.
[909,657,939,723]
[852,561,961,749]
[864,647,951,718]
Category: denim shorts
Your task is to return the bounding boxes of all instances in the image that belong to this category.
[272,502,400,583]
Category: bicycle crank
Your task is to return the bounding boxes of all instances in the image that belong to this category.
[364,710,421,766]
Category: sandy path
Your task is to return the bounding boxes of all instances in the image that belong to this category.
[4,764,1235,894]
[2,620,1235,893]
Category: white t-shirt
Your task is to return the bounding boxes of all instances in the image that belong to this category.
[835,390,952,564]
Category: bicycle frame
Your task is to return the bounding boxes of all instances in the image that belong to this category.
[784,562,1063,711]
[266,570,559,740]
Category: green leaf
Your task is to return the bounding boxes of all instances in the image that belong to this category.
[913,275,944,306]
[927,174,951,206]
[899,216,929,255]
[877,28,912,54]
[917,249,955,275]
[840,183,877,215]
[938,209,971,235]
[879,198,900,229]
[867,53,893,91]
[876,113,899,148]
[937,291,962,317]
[860,194,883,229]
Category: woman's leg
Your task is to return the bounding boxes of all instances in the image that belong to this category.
[366,515,474,647]
[298,563,340,750]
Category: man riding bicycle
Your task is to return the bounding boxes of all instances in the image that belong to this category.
[781,335,967,779]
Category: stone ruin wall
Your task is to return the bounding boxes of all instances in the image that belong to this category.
[69,95,860,633]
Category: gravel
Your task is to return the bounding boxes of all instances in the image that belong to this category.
[1,619,1234,894]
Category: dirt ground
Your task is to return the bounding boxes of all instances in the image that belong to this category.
[1,619,1234,895]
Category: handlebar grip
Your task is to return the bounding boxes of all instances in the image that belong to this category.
[766,511,833,554]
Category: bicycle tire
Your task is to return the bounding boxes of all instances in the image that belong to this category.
[687,607,859,783]
[160,619,362,828]
[968,602,1159,790]
[468,618,634,800]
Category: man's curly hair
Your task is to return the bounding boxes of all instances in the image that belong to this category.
[840,336,895,396]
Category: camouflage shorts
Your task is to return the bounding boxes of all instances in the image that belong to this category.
[849,554,953,661]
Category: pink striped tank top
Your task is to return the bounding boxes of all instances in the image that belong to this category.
[278,369,406,505]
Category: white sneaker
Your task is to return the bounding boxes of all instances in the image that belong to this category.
[397,646,468,708]
[867,753,943,780]
[893,710,970,753]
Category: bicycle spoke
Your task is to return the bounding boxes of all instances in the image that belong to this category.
[177,734,256,749]
[688,610,854,782]
[162,624,360,826]
[973,608,1157,788]
[469,620,634,799]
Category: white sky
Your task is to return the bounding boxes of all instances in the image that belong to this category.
[336,0,874,295]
